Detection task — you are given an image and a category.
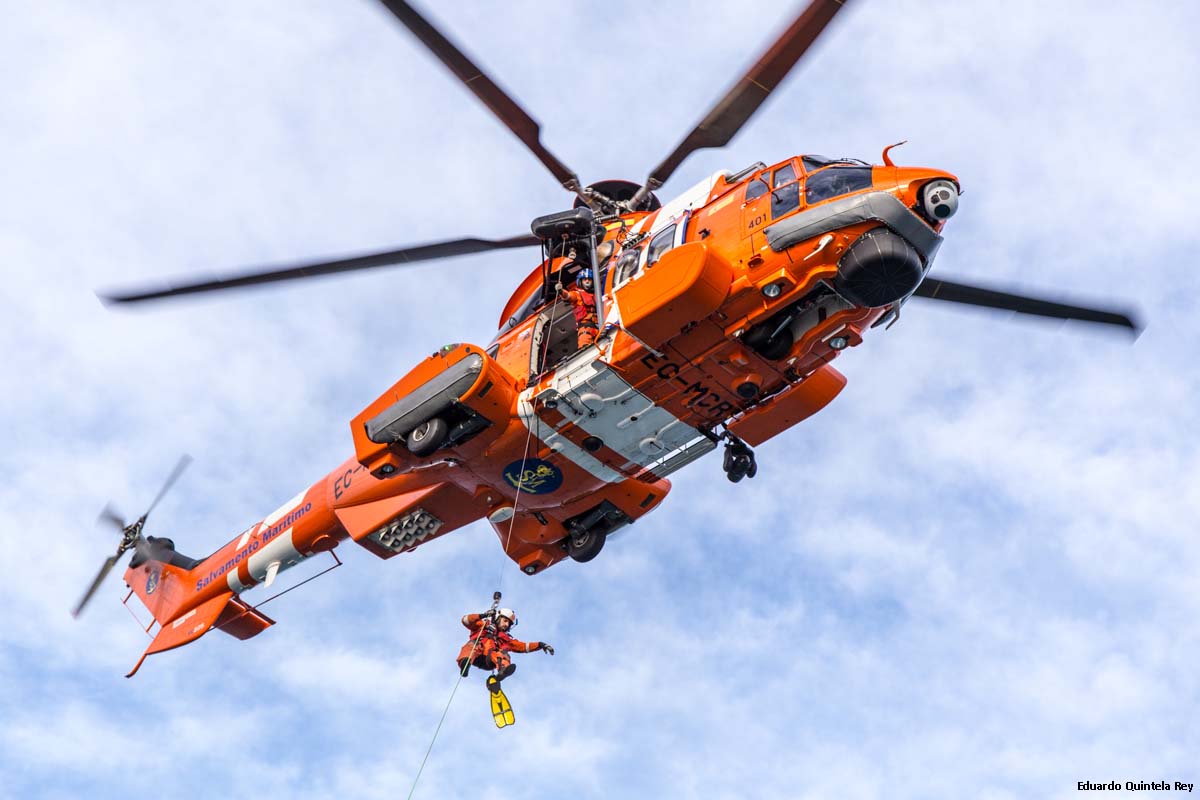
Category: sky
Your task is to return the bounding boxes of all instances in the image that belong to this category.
[3,1,1199,798]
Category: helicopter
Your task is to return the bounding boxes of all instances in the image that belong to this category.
[75,0,1138,677]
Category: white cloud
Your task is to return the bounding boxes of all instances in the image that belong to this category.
[3,1,1198,798]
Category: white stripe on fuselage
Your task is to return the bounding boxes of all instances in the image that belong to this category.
[247,528,301,583]
[517,390,624,484]
[226,527,303,594]
[552,358,699,466]
[646,170,728,237]
[519,353,703,481]
[262,491,306,527]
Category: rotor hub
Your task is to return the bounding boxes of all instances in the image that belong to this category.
[573,180,661,213]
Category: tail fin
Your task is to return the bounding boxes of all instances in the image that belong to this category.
[122,549,275,677]
[125,590,233,677]
[125,555,193,627]
[124,534,209,622]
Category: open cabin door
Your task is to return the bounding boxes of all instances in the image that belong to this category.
[530,304,579,376]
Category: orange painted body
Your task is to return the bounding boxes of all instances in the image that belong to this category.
[121,153,958,675]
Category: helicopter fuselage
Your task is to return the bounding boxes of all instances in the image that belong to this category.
[118,153,957,675]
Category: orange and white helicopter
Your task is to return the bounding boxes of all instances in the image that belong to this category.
[77,0,1138,677]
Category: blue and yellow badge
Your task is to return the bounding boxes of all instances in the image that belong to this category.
[145,568,160,595]
[503,458,563,495]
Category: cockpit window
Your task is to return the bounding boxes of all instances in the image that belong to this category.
[646,224,676,267]
[771,163,801,218]
[805,166,873,205]
[493,287,546,342]
[613,248,641,287]
[745,178,769,201]
[801,155,836,172]
[772,164,797,187]
[772,182,800,219]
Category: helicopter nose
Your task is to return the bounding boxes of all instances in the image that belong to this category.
[921,179,959,222]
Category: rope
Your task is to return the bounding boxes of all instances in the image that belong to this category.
[406,419,540,799]
[405,626,479,800]
[407,243,569,798]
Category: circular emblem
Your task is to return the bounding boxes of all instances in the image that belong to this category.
[145,569,160,595]
[502,458,563,495]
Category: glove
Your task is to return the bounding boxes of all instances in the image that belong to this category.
[540,643,555,655]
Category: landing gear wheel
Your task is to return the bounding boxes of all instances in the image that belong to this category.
[566,528,606,563]
[759,330,794,361]
[406,417,448,457]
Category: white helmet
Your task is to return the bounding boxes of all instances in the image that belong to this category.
[496,608,517,626]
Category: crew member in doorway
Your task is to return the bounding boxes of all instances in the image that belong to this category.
[558,267,599,349]
[456,607,554,693]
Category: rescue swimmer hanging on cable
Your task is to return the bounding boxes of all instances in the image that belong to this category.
[455,597,554,728]
[456,606,555,688]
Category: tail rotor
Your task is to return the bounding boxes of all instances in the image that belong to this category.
[72,455,192,618]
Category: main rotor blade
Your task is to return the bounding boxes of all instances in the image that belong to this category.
[377,0,582,192]
[911,277,1141,333]
[641,0,853,192]
[144,454,193,520]
[99,234,539,305]
[72,554,121,618]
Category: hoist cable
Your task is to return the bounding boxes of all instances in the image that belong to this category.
[405,622,483,800]
[407,242,567,798]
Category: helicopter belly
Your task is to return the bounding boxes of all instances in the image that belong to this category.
[519,353,714,482]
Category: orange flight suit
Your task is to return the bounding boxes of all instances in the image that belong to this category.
[560,286,598,348]
[455,613,544,675]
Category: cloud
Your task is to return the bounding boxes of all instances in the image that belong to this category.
[3,1,1199,798]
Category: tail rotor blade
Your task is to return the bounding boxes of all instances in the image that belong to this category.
[72,554,121,618]
[144,454,192,520]
[97,504,127,534]
[78,457,194,618]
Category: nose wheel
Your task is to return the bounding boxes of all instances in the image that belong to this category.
[721,434,757,483]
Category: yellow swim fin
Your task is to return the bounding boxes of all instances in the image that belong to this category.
[487,677,515,728]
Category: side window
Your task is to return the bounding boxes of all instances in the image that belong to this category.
[771,183,800,218]
[771,163,800,219]
[744,179,769,201]
[613,248,641,287]
[646,224,676,267]
[772,164,797,187]
[494,287,545,338]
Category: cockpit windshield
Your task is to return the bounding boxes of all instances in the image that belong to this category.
[804,165,873,205]
[801,154,870,172]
